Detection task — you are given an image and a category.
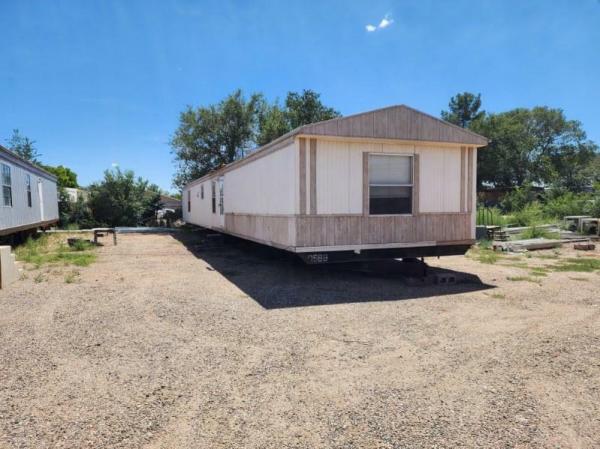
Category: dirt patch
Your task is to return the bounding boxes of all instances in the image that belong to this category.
[0,232,599,448]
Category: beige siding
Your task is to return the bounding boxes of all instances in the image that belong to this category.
[418,146,462,213]
[184,142,298,231]
[225,214,296,248]
[296,213,472,248]
[225,142,296,215]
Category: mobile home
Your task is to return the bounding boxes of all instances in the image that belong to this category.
[183,105,488,263]
[0,145,59,236]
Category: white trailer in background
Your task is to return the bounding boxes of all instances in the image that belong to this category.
[0,145,59,237]
[183,105,488,263]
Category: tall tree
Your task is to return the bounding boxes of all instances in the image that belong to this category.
[441,92,485,128]
[170,90,262,190]
[6,129,41,163]
[471,107,598,190]
[284,90,340,130]
[172,89,340,189]
[87,168,161,227]
[256,89,340,146]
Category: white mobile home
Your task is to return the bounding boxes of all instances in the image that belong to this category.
[0,145,59,236]
[183,105,488,263]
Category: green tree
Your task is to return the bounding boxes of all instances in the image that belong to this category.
[283,89,340,130]
[6,129,41,163]
[441,92,485,128]
[41,165,78,188]
[170,90,262,190]
[472,107,598,190]
[256,102,290,146]
[256,89,340,146]
[87,168,161,227]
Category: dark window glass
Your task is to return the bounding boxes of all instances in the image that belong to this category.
[368,155,412,215]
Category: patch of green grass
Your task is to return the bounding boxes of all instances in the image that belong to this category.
[506,275,539,283]
[33,272,45,283]
[569,276,589,282]
[70,239,94,251]
[15,235,97,269]
[517,226,560,240]
[551,257,600,273]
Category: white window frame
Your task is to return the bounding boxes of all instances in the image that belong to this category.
[368,153,414,216]
[1,162,12,208]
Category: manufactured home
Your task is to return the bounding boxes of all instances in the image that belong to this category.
[183,105,488,263]
[0,145,59,237]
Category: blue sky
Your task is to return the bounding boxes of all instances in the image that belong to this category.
[1,0,599,192]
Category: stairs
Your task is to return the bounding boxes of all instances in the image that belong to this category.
[0,246,19,289]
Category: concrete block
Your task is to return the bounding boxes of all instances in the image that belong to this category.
[0,246,19,289]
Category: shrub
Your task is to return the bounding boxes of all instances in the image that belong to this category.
[542,191,589,220]
[511,202,545,226]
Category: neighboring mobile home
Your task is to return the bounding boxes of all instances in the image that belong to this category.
[183,105,488,263]
[0,145,59,236]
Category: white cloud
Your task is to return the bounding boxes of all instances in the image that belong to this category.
[366,14,394,32]
[378,15,393,29]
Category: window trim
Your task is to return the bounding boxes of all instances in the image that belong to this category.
[211,180,216,214]
[26,173,32,207]
[367,153,414,216]
[1,162,13,208]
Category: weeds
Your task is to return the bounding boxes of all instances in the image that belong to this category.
[551,257,600,273]
[506,275,539,283]
[15,234,97,269]
[64,270,81,284]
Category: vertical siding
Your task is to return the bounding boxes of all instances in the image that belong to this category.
[0,156,58,232]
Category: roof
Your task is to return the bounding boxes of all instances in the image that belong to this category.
[185,104,489,189]
[0,144,58,182]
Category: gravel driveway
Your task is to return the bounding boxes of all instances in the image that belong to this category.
[1,232,599,448]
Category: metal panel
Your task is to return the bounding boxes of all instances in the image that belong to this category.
[0,154,59,234]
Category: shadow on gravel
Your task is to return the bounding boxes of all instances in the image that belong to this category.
[172,230,494,310]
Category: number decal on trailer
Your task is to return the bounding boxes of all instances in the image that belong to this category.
[306,253,328,264]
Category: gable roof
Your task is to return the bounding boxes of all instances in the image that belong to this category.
[297,104,488,146]
[184,104,488,189]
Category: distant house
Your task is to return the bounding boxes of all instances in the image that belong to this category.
[0,145,59,236]
[64,187,89,203]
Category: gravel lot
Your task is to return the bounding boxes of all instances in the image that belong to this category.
[1,231,599,448]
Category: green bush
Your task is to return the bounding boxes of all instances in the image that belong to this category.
[500,185,538,212]
[542,191,589,220]
[511,202,545,226]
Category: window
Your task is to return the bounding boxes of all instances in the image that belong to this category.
[200,184,204,199]
[26,174,32,207]
[1,163,12,207]
[368,154,412,215]
[218,177,224,215]
[187,190,191,213]
[211,181,216,213]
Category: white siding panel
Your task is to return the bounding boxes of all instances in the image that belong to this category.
[0,155,58,232]
[185,142,297,229]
